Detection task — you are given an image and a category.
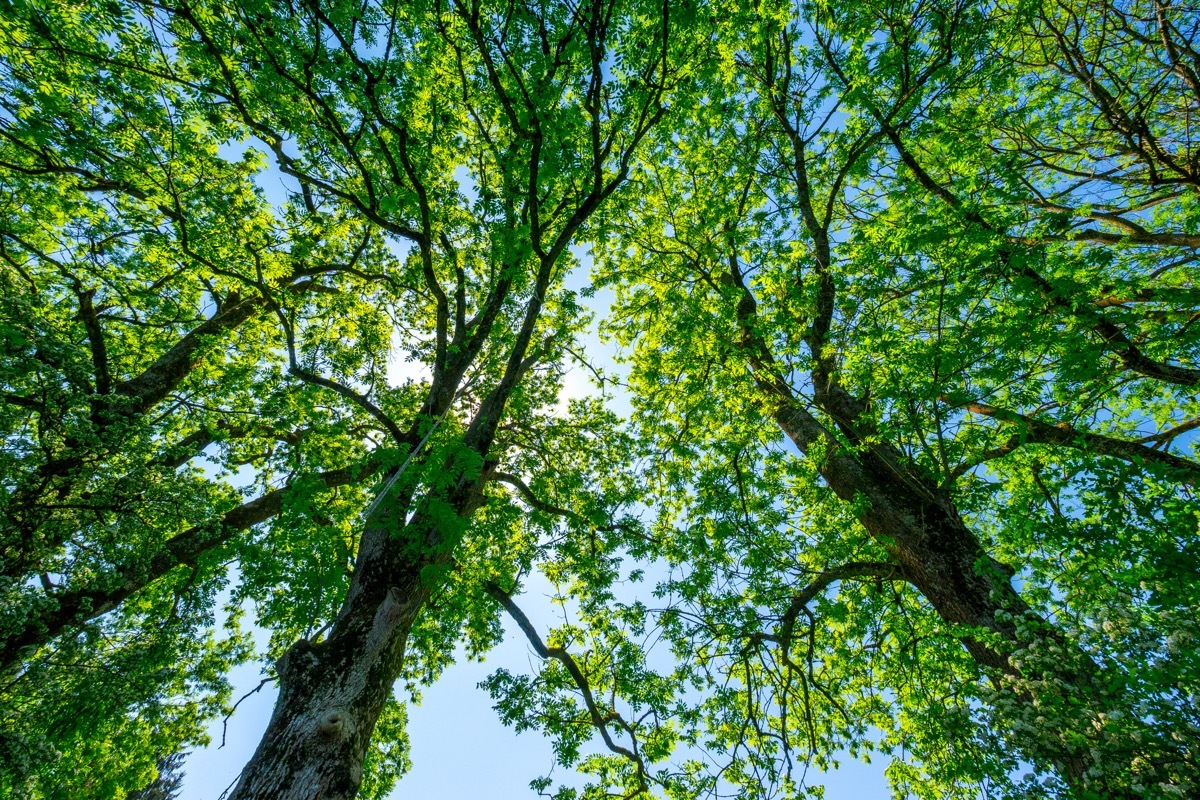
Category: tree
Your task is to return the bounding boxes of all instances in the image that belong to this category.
[2,0,1198,799]
[2,0,691,797]
[523,0,1196,797]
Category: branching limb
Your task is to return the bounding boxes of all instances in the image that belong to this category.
[775,562,903,656]
[490,471,649,542]
[484,581,649,790]
[221,677,276,748]
[288,364,407,446]
[0,461,381,671]
[1025,230,1200,249]
[76,289,111,396]
[272,299,408,446]
[818,41,1200,388]
[950,399,1200,480]
[1133,415,1200,447]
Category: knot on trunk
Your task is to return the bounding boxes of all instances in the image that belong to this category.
[316,707,354,741]
[381,586,406,623]
[275,637,321,681]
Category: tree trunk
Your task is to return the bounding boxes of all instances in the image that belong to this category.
[227,469,481,800]
[795,411,1025,669]
[768,394,1114,787]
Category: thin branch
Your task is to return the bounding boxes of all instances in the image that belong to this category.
[288,364,407,445]
[220,676,276,748]
[484,581,649,789]
[775,562,903,656]
[491,471,649,541]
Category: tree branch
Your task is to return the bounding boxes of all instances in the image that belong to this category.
[954,399,1200,479]
[76,289,111,396]
[775,562,903,657]
[0,461,381,671]
[484,581,648,787]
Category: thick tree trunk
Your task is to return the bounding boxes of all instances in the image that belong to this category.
[767,394,1116,787]
[730,273,1120,786]
[227,515,413,798]
[226,563,424,800]
[227,469,480,800]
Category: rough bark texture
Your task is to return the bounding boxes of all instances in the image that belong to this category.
[227,446,491,799]
[227,486,428,800]
[733,272,1029,671]
[225,210,562,798]
[724,205,1111,782]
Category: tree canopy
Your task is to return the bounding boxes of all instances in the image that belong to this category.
[1,0,1197,799]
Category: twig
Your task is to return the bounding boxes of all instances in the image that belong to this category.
[220,676,276,748]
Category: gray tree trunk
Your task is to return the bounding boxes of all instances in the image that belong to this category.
[226,472,483,800]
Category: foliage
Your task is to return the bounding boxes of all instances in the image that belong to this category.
[126,752,187,800]
[1,0,1197,799]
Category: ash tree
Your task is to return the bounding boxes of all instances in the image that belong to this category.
[1,0,693,797]
[503,1,1197,798]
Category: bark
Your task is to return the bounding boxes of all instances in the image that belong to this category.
[225,234,557,800]
[767,391,1027,670]
[728,257,1107,783]
[960,400,1200,480]
[763,388,1128,788]
[725,243,1031,670]
[110,295,263,417]
[226,462,487,800]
